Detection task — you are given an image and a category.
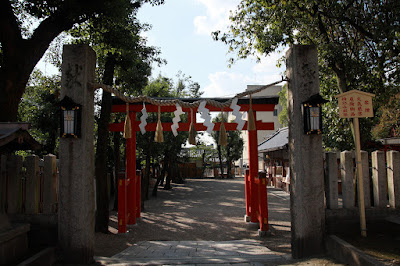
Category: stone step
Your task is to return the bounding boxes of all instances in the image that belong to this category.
[95,240,286,265]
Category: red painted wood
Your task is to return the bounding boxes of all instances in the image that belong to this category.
[136,170,141,218]
[258,172,269,232]
[126,113,136,225]
[109,121,274,132]
[245,170,251,218]
[248,111,259,223]
[111,104,275,113]
[117,173,127,233]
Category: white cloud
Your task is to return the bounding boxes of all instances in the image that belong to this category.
[252,52,285,74]
[202,56,286,99]
[202,72,251,98]
[193,0,240,36]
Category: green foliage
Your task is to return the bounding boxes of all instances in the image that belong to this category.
[278,84,288,127]
[214,0,400,150]
[1,0,166,121]
[136,74,201,166]
[319,70,354,150]
[372,96,400,139]
[211,113,244,176]
[18,70,60,155]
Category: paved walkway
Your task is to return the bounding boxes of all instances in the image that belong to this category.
[97,239,286,265]
[94,178,342,265]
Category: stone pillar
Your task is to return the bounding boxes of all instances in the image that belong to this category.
[25,155,40,214]
[325,152,339,209]
[341,151,355,209]
[43,155,57,213]
[287,45,325,258]
[361,151,371,208]
[371,151,387,207]
[387,151,400,208]
[59,44,96,264]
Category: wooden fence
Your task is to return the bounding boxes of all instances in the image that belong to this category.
[324,150,400,232]
[0,155,58,215]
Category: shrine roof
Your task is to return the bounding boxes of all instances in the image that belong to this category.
[0,123,42,152]
[258,127,288,153]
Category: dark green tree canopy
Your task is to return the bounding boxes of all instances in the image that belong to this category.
[0,0,164,122]
[215,0,400,150]
[215,0,400,98]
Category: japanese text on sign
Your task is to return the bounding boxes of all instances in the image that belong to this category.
[337,93,374,118]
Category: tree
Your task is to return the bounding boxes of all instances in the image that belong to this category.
[70,16,163,232]
[0,0,164,122]
[372,95,400,139]
[225,130,243,178]
[135,74,200,197]
[214,0,400,148]
[18,70,60,155]
[278,84,288,127]
[211,113,244,178]
[211,114,225,178]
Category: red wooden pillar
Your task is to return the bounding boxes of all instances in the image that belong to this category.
[126,112,136,225]
[258,172,269,232]
[248,111,259,223]
[136,169,141,218]
[117,172,127,233]
[244,169,251,220]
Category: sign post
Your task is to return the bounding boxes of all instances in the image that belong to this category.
[336,90,375,237]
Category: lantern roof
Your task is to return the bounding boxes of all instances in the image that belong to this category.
[302,93,328,105]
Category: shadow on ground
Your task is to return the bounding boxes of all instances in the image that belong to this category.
[95,178,292,258]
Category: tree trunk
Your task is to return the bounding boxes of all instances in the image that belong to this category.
[217,144,224,178]
[152,157,168,197]
[201,150,206,177]
[95,54,115,233]
[0,52,36,122]
[143,145,152,201]
[113,131,121,211]
[227,160,232,179]
[0,0,77,122]
[164,158,172,190]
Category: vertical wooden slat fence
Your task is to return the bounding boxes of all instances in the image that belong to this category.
[1,155,58,215]
[326,150,400,210]
[325,150,400,233]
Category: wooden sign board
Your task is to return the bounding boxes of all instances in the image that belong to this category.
[336,89,375,237]
[335,90,375,118]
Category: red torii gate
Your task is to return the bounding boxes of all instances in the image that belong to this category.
[109,96,278,234]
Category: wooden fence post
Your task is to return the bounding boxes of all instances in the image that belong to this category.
[325,152,339,209]
[361,151,371,208]
[25,155,40,214]
[7,155,23,214]
[43,155,57,213]
[371,151,387,207]
[387,151,400,208]
[0,155,7,213]
[341,151,355,209]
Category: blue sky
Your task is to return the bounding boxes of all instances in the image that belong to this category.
[37,0,285,98]
[137,0,285,98]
